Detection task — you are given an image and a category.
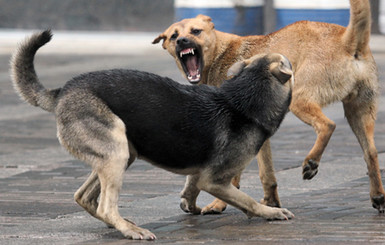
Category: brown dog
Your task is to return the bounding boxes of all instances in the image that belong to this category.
[153,0,385,214]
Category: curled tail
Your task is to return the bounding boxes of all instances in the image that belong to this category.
[342,0,372,57]
[10,30,60,112]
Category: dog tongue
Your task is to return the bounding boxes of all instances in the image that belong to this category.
[186,55,199,77]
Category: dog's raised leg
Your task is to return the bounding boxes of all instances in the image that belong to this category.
[200,178,294,220]
[343,94,385,212]
[290,100,336,180]
[180,175,202,214]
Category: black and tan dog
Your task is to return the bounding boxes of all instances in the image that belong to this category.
[11,30,294,240]
[153,0,384,214]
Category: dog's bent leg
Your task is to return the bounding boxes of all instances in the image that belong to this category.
[94,120,155,240]
[257,139,281,207]
[180,175,202,214]
[200,180,294,220]
[74,170,100,218]
[290,100,336,180]
[343,94,385,212]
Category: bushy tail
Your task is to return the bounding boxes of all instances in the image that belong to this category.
[342,0,372,57]
[10,30,60,112]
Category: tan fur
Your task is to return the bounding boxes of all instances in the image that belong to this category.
[154,0,385,213]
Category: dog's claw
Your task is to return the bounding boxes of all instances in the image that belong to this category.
[266,208,295,221]
[121,225,156,240]
[302,159,319,180]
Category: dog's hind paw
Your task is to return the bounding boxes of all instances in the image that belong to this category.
[372,194,385,213]
[180,199,201,215]
[302,159,319,180]
[201,199,227,215]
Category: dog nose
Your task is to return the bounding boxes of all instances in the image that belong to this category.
[177,37,190,45]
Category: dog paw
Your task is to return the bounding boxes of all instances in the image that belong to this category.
[201,199,227,215]
[266,208,295,221]
[372,194,385,213]
[180,199,201,215]
[121,225,156,240]
[302,159,319,180]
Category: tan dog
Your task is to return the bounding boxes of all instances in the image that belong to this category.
[153,0,385,214]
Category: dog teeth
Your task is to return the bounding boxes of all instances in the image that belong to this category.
[180,48,195,57]
[188,70,200,81]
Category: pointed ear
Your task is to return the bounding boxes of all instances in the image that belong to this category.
[196,14,212,22]
[227,60,247,77]
[152,33,167,49]
[270,58,293,84]
[196,14,215,29]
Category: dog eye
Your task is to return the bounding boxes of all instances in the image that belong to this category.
[170,32,178,40]
[191,29,202,35]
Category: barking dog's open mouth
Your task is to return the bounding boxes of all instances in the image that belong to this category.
[177,46,203,84]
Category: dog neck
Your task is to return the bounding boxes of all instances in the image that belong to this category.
[202,30,267,87]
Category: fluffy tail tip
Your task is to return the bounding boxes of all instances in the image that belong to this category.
[40,29,53,44]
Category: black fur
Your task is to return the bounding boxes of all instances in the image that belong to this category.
[56,62,291,170]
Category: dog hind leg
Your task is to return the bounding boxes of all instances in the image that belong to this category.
[74,170,100,218]
[343,93,385,212]
[57,97,154,239]
[93,118,155,240]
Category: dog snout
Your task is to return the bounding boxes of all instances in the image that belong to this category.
[177,37,191,46]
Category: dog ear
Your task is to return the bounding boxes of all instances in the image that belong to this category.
[270,58,293,84]
[152,34,167,49]
[196,14,215,29]
[227,60,247,77]
[196,14,212,22]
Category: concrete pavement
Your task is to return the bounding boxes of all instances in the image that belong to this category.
[1,30,385,244]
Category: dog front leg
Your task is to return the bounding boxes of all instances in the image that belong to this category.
[180,175,201,214]
[201,181,294,220]
[257,139,281,207]
[290,99,336,180]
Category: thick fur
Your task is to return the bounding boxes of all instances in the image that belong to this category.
[11,31,295,240]
[153,0,385,214]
